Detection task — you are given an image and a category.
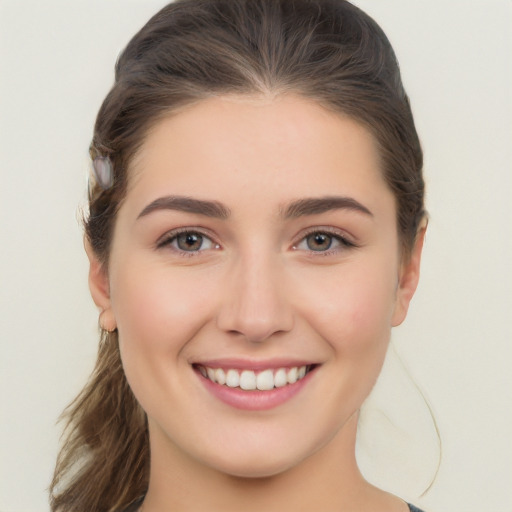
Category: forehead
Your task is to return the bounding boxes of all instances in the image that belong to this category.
[126,94,393,217]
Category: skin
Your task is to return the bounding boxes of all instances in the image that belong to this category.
[87,94,424,511]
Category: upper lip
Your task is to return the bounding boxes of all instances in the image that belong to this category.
[193,358,318,371]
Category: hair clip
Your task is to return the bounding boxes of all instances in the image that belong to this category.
[92,156,114,190]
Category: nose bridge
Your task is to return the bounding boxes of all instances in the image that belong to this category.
[217,245,293,342]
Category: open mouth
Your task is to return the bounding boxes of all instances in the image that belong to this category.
[194,364,316,391]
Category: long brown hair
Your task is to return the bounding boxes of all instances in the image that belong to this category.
[50,1,425,510]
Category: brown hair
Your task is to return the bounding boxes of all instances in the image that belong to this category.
[50,1,425,510]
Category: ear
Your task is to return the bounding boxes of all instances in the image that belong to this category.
[84,236,117,332]
[391,225,426,327]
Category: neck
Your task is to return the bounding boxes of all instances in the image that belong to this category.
[142,412,401,512]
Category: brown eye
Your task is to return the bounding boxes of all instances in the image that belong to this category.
[306,232,333,251]
[157,230,218,253]
[176,232,204,251]
[292,230,355,254]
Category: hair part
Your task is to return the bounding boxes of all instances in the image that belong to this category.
[51,1,425,510]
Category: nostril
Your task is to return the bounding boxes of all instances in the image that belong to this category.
[215,264,294,340]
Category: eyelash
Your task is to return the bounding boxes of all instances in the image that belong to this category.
[156,227,357,256]
[156,228,220,256]
[292,228,357,256]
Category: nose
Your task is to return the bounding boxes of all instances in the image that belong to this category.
[216,251,294,343]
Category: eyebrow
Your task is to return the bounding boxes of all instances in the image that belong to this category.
[282,196,373,218]
[137,196,231,219]
[137,194,372,221]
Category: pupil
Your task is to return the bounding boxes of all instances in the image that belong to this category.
[177,233,202,251]
[307,233,332,251]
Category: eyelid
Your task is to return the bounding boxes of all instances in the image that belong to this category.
[156,227,220,252]
[291,226,357,253]
[155,225,356,255]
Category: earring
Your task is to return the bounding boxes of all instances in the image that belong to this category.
[99,309,117,333]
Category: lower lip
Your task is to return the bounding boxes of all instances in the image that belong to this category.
[196,369,315,411]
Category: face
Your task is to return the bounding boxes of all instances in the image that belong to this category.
[88,94,422,478]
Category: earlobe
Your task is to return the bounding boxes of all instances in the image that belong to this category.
[391,226,426,327]
[84,237,117,332]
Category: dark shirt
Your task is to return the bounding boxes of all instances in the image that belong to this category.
[121,497,425,511]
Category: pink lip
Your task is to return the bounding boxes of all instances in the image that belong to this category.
[194,364,317,411]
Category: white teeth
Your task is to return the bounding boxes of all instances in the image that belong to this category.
[240,370,257,390]
[225,369,240,388]
[256,369,274,390]
[274,368,288,388]
[215,368,226,385]
[200,365,310,390]
[287,367,298,384]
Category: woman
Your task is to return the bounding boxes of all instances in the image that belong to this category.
[50,0,427,510]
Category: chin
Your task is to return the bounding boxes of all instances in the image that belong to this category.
[201,443,306,479]
[211,458,296,479]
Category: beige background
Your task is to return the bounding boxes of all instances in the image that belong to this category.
[1,0,511,510]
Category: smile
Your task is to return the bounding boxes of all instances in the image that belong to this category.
[194,362,318,410]
[196,365,310,391]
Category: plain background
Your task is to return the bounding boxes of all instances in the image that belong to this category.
[1,1,511,511]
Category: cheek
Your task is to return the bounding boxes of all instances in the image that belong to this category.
[296,257,398,354]
[109,259,222,418]
[110,259,219,357]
